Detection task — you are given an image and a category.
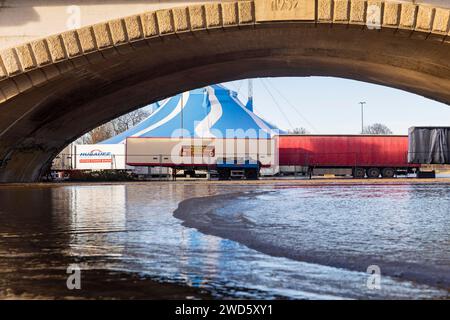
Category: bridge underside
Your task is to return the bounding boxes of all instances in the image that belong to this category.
[0,2,449,182]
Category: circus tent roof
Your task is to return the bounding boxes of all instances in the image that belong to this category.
[101,84,281,144]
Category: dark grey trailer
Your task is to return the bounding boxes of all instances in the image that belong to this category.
[408,127,450,164]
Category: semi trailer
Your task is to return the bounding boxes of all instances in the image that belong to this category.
[278,135,420,178]
[408,127,450,165]
[57,127,449,180]
[125,137,276,180]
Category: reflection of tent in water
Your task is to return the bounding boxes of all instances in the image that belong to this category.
[101,84,281,144]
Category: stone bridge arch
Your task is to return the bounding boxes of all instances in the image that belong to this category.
[0,0,449,182]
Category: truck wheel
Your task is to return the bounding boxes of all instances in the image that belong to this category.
[185,170,195,178]
[367,168,381,179]
[218,169,230,181]
[381,168,395,178]
[353,167,365,179]
[245,169,258,180]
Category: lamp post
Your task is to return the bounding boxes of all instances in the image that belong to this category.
[359,101,366,134]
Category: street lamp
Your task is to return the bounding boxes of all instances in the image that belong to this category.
[359,102,366,134]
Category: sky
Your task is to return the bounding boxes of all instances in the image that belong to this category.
[223,77,450,135]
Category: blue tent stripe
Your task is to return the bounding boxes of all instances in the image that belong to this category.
[100,84,280,143]
[138,89,210,137]
[101,95,182,144]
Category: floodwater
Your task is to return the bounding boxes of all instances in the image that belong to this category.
[0,182,449,299]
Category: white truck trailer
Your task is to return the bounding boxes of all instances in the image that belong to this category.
[125,137,278,180]
[74,144,126,170]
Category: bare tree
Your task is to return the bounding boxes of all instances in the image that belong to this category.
[78,108,151,144]
[362,123,393,135]
[111,109,150,136]
[81,124,114,144]
[288,127,310,134]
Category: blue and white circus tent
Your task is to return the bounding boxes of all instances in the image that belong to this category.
[101,84,280,144]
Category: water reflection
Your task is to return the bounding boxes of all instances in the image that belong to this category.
[175,184,450,298]
[0,182,449,299]
[62,186,127,258]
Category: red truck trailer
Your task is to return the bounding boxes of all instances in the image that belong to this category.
[278,135,420,178]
